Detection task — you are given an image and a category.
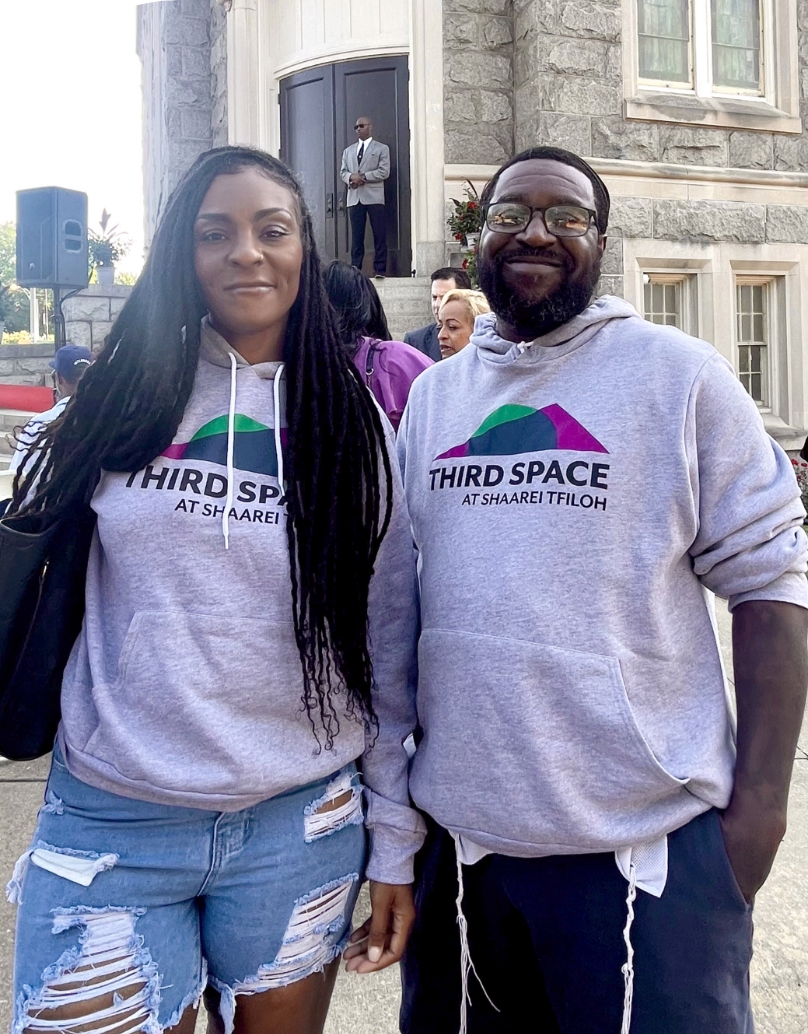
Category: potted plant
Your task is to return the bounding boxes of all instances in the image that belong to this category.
[88,210,132,286]
[448,181,483,248]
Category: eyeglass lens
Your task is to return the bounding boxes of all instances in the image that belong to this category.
[486,204,592,237]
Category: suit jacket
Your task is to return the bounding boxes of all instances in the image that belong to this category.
[340,139,390,207]
[404,322,441,362]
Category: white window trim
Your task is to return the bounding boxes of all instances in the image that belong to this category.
[623,0,800,134]
[734,276,777,411]
[622,239,808,445]
[642,272,699,337]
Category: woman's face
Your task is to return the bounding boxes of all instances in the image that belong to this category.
[437,300,475,360]
[194,167,304,343]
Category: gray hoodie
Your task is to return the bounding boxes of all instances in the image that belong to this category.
[397,296,808,859]
[58,321,425,884]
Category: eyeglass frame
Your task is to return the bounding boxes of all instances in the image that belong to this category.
[483,202,599,238]
[354,122,370,130]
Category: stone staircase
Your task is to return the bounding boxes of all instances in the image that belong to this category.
[373,277,432,341]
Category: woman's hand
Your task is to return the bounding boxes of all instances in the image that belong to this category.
[343,881,416,973]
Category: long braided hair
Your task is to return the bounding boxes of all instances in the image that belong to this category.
[11,146,393,746]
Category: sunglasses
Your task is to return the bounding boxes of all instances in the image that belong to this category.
[355,123,369,129]
[484,203,596,237]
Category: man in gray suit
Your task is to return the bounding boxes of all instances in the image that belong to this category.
[340,116,390,277]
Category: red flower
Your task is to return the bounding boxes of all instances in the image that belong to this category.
[454,232,463,241]
[462,259,469,269]
[468,201,477,209]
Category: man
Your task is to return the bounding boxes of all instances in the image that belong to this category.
[340,116,390,277]
[405,267,472,362]
[396,147,808,1033]
[10,343,92,474]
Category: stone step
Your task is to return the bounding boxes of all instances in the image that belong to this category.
[373,277,432,339]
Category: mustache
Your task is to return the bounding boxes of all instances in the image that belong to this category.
[494,247,571,269]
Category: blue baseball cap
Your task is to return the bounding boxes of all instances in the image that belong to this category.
[49,344,93,381]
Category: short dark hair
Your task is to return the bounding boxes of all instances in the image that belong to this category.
[480,147,610,235]
[431,267,472,289]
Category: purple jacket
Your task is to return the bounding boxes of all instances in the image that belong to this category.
[352,337,434,431]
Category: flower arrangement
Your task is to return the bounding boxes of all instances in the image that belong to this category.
[88,210,132,270]
[447,181,483,246]
[791,457,808,519]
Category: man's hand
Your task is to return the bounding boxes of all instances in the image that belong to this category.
[343,881,415,973]
[724,599,808,903]
[349,173,364,188]
[720,789,786,903]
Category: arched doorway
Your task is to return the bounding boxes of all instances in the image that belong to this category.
[280,55,412,276]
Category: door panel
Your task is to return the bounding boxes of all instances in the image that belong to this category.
[279,66,335,258]
[280,56,411,275]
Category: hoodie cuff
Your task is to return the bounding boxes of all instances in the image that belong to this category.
[728,570,808,612]
[365,822,426,885]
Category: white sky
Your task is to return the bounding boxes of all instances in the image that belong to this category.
[0,0,151,275]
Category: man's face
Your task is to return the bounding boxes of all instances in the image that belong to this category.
[355,118,372,142]
[431,277,457,321]
[477,159,606,342]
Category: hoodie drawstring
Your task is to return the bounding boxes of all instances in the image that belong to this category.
[453,837,499,1034]
[273,364,285,495]
[620,861,638,1034]
[222,352,238,549]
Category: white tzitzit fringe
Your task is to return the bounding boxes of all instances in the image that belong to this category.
[620,861,638,1034]
[454,842,499,1034]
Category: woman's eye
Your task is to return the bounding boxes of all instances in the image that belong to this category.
[200,231,226,242]
[262,227,290,239]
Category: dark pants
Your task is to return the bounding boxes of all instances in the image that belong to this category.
[401,810,754,1034]
[349,202,387,274]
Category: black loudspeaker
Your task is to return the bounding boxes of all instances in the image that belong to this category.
[16,187,89,289]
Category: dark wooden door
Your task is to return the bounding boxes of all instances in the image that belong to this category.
[280,56,411,276]
[279,65,336,258]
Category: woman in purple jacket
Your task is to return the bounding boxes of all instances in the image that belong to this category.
[324,262,433,431]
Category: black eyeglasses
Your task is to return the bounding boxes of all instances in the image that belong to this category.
[484,203,597,237]
[355,123,369,130]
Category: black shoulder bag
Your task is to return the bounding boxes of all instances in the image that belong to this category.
[0,505,96,760]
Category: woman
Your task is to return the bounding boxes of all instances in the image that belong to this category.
[7,148,423,1034]
[437,288,491,360]
[324,261,433,431]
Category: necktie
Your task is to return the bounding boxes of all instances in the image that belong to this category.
[357,142,365,165]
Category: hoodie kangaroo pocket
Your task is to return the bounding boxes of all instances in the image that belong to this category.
[85,610,303,793]
[413,628,688,850]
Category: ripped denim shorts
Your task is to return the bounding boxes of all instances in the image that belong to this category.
[8,747,366,1034]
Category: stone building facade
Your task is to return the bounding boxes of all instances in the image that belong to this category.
[138,0,808,449]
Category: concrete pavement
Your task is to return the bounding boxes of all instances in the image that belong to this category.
[1,600,806,1033]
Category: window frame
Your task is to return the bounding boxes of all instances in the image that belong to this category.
[623,0,800,134]
[734,275,781,413]
[642,272,697,333]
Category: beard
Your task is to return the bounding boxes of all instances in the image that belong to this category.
[478,247,602,339]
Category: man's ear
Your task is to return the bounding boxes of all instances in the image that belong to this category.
[598,235,608,257]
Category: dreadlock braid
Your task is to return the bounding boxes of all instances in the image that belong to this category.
[11,146,393,745]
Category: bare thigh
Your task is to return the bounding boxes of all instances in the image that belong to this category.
[201,959,341,1034]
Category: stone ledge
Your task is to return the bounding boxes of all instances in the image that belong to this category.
[0,344,54,360]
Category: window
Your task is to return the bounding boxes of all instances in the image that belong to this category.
[641,273,697,333]
[637,0,762,95]
[638,0,692,87]
[644,276,685,328]
[735,280,770,406]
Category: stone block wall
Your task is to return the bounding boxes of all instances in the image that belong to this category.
[443,0,515,165]
[595,198,808,299]
[139,0,217,241]
[63,287,133,354]
[0,345,54,388]
[210,0,229,148]
[510,0,808,171]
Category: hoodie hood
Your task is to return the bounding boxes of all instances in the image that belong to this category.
[472,295,638,366]
[200,316,284,381]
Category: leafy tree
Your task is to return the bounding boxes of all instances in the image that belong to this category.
[0,222,31,333]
